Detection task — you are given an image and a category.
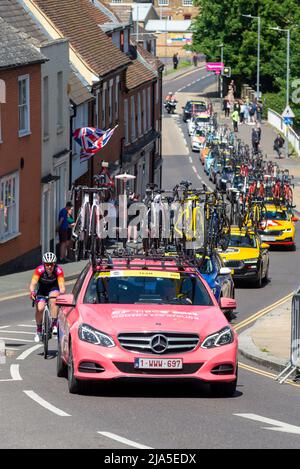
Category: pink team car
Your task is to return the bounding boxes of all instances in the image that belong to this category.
[56,257,238,396]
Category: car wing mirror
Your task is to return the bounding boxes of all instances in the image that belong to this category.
[220,297,237,310]
[261,243,270,249]
[56,294,76,307]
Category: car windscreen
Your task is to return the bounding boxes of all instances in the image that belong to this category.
[192,104,207,113]
[197,258,214,275]
[228,235,257,248]
[266,211,288,221]
[83,271,214,306]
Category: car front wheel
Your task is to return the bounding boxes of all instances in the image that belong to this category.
[68,342,85,394]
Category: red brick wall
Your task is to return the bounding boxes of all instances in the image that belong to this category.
[0,64,42,267]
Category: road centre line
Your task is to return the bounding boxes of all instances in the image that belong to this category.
[10,364,22,381]
[0,330,35,335]
[18,325,36,328]
[235,291,294,331]
[23,391,71,417]
[17,344,43,361]
[0,279,76,302]
[0,337,34,343]
[0,326,10,329]
[189,156,193,163]
[97,432,153,449]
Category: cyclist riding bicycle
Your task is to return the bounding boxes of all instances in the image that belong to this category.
[29,252,65,343]
[272,179,281,200]
[257,181,265,199]
[283,182,293,205]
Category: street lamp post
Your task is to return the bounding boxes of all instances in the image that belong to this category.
[218,43,224,101]
[243,14,261,101]
[270,26,291,158]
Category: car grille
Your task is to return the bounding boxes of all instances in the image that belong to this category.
[113,362,203,375]
[225,260,244,269]
[261,230,283,237]
[117,332,200,355]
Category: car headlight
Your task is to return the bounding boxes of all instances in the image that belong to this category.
[284,228,292,233]
[201,326,234,349]
[78,324,115,347]
[221,178,227,183]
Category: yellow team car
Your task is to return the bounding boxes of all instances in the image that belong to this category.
[258,204,298,249]
[218,227,270,287]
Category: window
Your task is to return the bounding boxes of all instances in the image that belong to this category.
[147,88,151,131]
[102,83,107,128]
[115,76,119,119]
[184,14,192,19]
[124,99,129,144]
[137,93,142,137]
[57,72,63,130]
[109,79,113,125]
[111,0,122,3]
[0,172,19,242]
[182,0,193,5]
[142,90,147,133]
[18,75,30,136]
[158,0,169,5]
[130,95,136,141]
[43,76,49,138]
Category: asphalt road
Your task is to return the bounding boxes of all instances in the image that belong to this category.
[1,69,300,449]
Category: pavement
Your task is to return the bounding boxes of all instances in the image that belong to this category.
[0,71,298,378]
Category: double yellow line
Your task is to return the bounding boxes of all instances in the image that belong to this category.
[235,291,294,332]
[239,362,300,389]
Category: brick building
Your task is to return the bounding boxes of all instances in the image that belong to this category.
[0,18,46,273]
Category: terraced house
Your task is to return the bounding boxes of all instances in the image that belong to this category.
[0,0,163,273]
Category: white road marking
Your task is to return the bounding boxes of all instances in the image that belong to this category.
[235,413,300,435]
[189,156,193,163]
[0,331,35,335]
[0,337,34,343]
[18,325,36,328]
[23,391,71,417]
[192,166,197,173]
[197,175,202,181]
[0,326,10,329]
[98,431,153,449]
[17,344,43,361]
[10,364,22,381]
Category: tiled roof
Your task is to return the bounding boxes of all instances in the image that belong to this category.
[0,0,92,104]
[0,17,46,69]
[108,4,132,23]
[131,39,164,72]
[33,0,131,77]
[126,58,156,90]
[0,0,47,46]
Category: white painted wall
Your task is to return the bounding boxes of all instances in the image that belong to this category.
[268,109,300,156]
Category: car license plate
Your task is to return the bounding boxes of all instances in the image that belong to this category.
[261,235,276,241]
[134,358,183,369]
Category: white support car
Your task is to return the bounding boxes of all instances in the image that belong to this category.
[191,128,206,152]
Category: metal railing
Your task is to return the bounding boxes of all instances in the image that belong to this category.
[268,109,300,156]
[276,288,300,384]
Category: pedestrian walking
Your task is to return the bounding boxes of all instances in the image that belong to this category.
[192,53,198,67]
[57,201,73,263]
[249,101,257,124]
[66,205,75,260]
[273,134,285,159]
[231,109,239,132]
[173,52,179,70]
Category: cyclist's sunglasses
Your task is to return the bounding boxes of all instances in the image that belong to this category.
[45,263,55,268]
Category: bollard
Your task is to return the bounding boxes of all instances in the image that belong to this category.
[0,340,6,364]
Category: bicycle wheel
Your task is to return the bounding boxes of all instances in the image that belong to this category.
[42,307,51,359]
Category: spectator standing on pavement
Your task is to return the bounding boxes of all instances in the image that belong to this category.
[192,53,198,67]
[249,101,257,124]
[231,109,239,132]
[66,205,75,260]
[273,134,285,159]
[244,99,251,123]
[240,100,246,123]
[256,101,263,123]
[57,201,73,263]
[173,53,179,70]
[252,125,261,154]
[223,98,229,118]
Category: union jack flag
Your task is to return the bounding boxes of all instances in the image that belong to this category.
[73,126,118,163]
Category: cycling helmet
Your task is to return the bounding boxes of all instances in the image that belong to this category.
[42,252,57,264]
[168,91,173,95]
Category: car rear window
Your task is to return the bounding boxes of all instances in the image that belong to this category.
[83,271,213,306]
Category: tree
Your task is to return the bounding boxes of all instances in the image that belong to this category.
[192,0,300,94]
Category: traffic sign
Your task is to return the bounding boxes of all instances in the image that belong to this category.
[284,117,293,125]
[282,105,295,119]
[206,62,224,72]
